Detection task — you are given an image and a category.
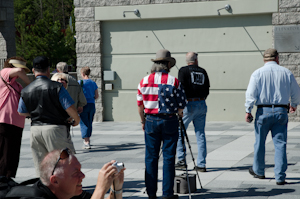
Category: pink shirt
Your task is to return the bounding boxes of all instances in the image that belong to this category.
[0,68,25,128]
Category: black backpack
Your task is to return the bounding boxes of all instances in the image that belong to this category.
[0,176,92,199]
[0,176,41,199]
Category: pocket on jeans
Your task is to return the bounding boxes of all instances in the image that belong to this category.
[278,113,288,125]
[257,114,268,125]
[145,118,154,135]
[163,119,179,135]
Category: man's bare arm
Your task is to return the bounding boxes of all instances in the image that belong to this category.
[65,105,80,126]
[138,105,145,130]
[18,112,30,117]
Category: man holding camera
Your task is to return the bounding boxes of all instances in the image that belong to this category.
[175,52,210,172]
[17,56,80,176]
[137,49,186,199]
[245,48,300,185]
[6,148,125,199]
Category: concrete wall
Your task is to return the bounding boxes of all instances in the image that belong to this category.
[74,0,232,122]
[274,0,300,121]
[74,0,300,122]
[0,0,16,63]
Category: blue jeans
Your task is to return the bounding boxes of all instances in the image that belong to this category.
[144,114,179,197]
[79,103,95,139]
[176,100,207,167]
[253,107,288,182]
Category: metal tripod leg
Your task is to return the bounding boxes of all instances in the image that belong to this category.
[179,117,203,189]
[179,117,192,199]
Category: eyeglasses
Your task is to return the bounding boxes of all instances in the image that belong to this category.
[57,78,68,83]
[51,148,71,175]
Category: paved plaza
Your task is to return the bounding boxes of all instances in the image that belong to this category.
[15,120,300,199]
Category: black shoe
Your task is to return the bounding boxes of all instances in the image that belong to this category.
[175,160,186,169]
[248,167,265,179]
[276,181,286,185]
[162,195,178,199]
[194,166,206,172]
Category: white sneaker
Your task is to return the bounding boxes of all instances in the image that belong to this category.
[82,142,91,149]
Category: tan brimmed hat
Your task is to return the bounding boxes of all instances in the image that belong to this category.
[263,48,278,61]
[8,59,30,73]
[151,49,176,67]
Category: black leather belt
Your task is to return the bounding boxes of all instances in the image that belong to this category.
[257,105,289,109]
[148,113,177,116]
[187,98,205,101]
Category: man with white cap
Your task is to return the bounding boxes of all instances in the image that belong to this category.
[137,49,186,199]
[245,48,300,185]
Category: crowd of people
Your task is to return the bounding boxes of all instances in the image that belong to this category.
[1,47,300,199]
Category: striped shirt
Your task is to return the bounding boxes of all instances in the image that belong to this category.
[137,71,187,114]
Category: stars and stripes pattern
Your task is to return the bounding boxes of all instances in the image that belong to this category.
[137,71,187,114]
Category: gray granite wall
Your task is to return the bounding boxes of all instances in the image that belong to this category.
[75,0,300,121]
[274,0,300,121]
[0,0,16,63]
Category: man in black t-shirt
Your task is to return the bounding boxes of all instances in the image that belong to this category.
[175,52,210,172]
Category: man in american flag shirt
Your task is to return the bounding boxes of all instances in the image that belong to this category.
[137,49,187,199]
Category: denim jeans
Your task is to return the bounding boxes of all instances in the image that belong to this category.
[79,103,95,139]
[253,107,288,182]
[176,100,207,167]
[144,114,179,197]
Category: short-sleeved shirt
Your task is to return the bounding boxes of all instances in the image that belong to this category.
[18,76,74,113]
[78,79,98,104]
[0,68,26,128]
[137,71,187,114]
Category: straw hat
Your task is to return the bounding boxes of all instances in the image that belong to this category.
[8,59,30,73]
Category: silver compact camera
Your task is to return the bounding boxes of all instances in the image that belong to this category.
[112,161,124,173]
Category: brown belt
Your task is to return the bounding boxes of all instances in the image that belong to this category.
[187,98,205,101]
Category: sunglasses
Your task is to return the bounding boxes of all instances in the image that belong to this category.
[57,78,68,83]
[52,148,71,175]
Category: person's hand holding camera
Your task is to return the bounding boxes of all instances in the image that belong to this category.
[92,160,125,199]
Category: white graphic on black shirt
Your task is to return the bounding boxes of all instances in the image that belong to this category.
[191,71,205,85]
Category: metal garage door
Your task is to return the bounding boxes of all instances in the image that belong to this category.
[101,12,273,121]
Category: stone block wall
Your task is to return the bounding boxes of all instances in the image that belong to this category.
[274,0,300,121]
[0,0,16,62]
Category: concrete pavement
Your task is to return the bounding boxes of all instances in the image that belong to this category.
[15,120,300,198]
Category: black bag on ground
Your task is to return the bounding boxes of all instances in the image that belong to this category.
[174,173,196,194]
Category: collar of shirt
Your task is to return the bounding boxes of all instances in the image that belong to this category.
[36,75,48,79]
[158,69,168,74]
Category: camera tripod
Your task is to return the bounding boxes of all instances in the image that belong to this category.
[178,116,203,199]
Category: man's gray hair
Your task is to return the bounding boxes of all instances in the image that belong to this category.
[40,150,72,186]
[151,61,169,73]
[56,62,68,73]
[186,52,198,64]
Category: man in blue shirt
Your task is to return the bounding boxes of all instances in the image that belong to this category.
[245,48,300,185]
[18,56,80,176]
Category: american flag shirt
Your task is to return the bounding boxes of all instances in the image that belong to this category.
[137,71,187,114]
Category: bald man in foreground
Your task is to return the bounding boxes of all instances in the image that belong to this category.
[13,148,125,199]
